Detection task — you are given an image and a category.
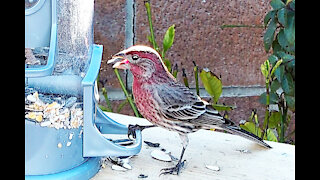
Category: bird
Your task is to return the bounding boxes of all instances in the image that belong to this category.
[107,45,271,175]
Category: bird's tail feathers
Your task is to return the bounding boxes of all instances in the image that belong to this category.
[225,126,272,149]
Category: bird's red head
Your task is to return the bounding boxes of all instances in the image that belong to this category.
[108,45,173,80]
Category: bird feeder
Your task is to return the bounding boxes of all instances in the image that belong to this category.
[25,0,142,179]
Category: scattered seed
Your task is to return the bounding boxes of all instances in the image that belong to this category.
[150,149,172,162]
[101,163,106,169]
[66,141,72,147]
[138,174,148,178]
[205,165,220,171]
[144,141,160,147]
[25,88,83,129]
[122,163,132,170]
[69,133,74,140]
[27,94,37,102]
[35,115,43,122]
[40,121,51,127]
[237,149,251,153]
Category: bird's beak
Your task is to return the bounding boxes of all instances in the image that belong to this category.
[107,52,130,70]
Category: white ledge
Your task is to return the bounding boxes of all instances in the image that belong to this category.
[92,112,295,180]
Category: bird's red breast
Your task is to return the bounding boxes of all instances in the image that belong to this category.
[132,78,160,124]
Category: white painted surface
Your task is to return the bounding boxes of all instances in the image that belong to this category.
[92,112,295,180]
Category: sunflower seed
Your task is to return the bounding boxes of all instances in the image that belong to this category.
[205,165,220,171]
[150,149,172,162]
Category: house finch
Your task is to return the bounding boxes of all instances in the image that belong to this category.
[107,45,271,175]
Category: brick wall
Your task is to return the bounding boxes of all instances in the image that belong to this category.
[93,0,287,128]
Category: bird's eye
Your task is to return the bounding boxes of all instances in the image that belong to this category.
[132,55,139,61]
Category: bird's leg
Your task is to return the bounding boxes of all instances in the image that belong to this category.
[127,124,157,139]
[160,134,189,176]
[160,147,186,176]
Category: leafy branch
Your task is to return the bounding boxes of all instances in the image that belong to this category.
[240,0,295,143]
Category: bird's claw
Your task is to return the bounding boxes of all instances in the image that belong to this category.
[128,124,139,140]
[159,160,186,176]
[128,124,156,140]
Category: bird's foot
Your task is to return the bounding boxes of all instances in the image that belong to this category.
[160,160,186,176]
[128,124,156,139]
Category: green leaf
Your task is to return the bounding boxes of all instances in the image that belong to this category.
[281,73,294,96]
[270,0,285,10]
[270,80,281,92]
[289,0,295,10]
[271,38,283,54]
[259,92,279,105]
[277,8,287,27]
[284,11,295,45]
[240,122,262,138]
[277,29,295,53]
[261,60,270,79]
[264,10,276,27]
[268,112,281,129]
[274,64,284,82]
[276,52,295,70]
[211,104,235,111]
[268,55,278,65]
[162,24,175,56]
[254,113,259,125]
[278,52,295,63]
[270,59,283,76]
[263,18,277,52]
[200,69,222,104]
[285,94,295,112]
[287,58,295,69]
[264,129,278,142]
